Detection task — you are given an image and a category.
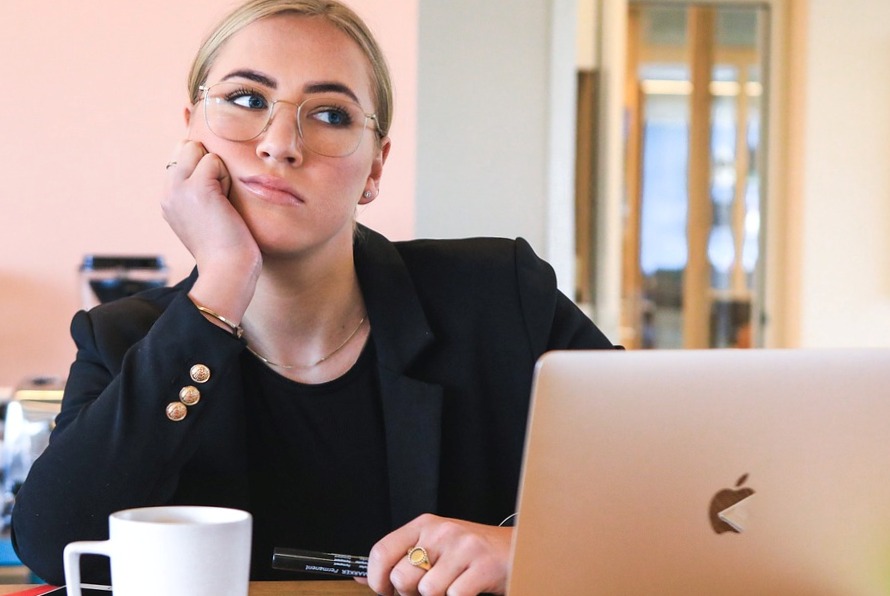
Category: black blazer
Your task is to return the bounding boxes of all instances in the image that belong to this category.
[12,227,614,584]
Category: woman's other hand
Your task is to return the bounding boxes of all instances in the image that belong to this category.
[365,513,512,596]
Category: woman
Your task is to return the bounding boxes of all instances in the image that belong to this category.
[11,1,615,594]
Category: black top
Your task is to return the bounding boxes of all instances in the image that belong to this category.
[245,339,391,579]
[12,226,617,585]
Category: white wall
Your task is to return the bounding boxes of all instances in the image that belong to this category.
[797,0,890,346]
[415,0,552,251]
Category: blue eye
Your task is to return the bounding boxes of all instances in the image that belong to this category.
[225,88,268,110]
[311,107,353,127]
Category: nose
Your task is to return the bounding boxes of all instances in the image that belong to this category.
[255,101,303,165]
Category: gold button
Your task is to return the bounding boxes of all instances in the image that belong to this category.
[190,364,211,383]
[166,402,187,421]
[179,386,201,406]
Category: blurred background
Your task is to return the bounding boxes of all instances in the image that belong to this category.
[2,0,889,385]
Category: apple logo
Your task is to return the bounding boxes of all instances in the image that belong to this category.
[708,473,755,534]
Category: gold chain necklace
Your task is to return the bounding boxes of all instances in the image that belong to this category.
[245,317,366,370]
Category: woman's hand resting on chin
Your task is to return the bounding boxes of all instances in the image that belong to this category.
[162,140,261,321]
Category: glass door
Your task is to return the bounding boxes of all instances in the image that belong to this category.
[620,2,769,349]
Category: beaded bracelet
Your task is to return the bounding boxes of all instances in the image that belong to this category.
[195,305,244,339]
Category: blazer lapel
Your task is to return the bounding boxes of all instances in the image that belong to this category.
[377,370,443,526]
[354,227,444,526]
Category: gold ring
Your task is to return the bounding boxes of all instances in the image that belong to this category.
[165,161,178,170]
[407,546,431,571]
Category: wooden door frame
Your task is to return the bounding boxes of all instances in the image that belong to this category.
[593,0,797,347]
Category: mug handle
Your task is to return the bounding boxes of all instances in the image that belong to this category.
[63,539,112,596]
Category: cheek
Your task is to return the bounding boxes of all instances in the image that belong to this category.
[186,107,226,153]
[186,116,245,165]
[311,150,372,189]
[333,161,373,198]
[186,111,211,144]
[339,146,378,186]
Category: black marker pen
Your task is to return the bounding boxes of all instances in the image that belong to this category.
[272,547,369,577]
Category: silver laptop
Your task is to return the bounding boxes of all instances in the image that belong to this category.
[507,348,890,595]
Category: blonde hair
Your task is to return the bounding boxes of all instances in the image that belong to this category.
[187,0,392,137]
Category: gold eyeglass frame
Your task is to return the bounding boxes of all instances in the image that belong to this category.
[198,82,382,157]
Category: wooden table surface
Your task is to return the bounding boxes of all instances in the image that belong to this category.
[0,581,375,595]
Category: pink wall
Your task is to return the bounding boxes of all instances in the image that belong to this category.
[0,0,417,390]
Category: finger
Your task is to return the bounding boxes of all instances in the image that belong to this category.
[164,140,188,174]
[392,542,439,596]
[166,141,208,182]
[415,558,467,596]
[440,565,502,596]
[367,522,424,595]
[191,152,226,182]
[160,148,231,235]
[389,557,427,596]
[188,153,231,201]
[432,536,510,596]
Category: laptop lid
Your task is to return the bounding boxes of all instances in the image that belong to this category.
[507,349,890,595]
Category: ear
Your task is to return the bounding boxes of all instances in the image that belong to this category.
[360,137,391,205]
[184,104,194,127]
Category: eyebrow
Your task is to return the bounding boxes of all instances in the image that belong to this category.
[220,69,277,88]
[303,82,361,104]
[218,70,362,105]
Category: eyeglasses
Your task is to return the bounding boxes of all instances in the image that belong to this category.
[199,81,381,157]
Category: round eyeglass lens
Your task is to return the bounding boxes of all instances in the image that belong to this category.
[297,97,369,157]
[203,82,271,142]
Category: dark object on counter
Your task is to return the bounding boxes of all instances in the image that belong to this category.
[79,255,168,308]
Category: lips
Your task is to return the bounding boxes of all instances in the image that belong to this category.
[239,175,305,206]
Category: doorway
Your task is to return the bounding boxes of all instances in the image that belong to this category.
[615,1,770,349]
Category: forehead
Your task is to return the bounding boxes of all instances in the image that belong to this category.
[206,14,375,104]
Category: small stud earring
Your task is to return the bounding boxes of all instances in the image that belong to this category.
[363,191,373,199]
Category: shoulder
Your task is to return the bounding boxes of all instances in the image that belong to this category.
[355,228,559,321]
[385,236,562,345]
[71,272,196,350]
[390,236,554,290]
[355,226,555,302]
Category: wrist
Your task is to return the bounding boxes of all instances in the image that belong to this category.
[191,300,244,338]
[189,253,260,309]
[187,275,256,333]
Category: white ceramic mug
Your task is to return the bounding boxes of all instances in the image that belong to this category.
[63,506,252,596]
